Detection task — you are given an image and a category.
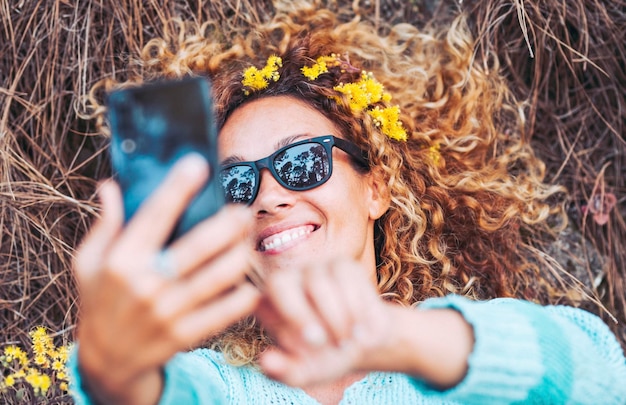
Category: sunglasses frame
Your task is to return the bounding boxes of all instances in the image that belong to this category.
[220,135,369,204]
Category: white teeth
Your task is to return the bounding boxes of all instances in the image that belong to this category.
[262,227,312,251]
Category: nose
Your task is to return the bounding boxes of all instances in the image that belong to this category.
[252,168,296,215]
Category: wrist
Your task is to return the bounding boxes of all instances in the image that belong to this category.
[78,354,164,405]
[357,304,474,389]
[352,303,412,372]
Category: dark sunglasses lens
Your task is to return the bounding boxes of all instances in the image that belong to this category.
[220,165,256,203]
[274,142,330,189]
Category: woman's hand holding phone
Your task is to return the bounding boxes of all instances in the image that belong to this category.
[73,155,260,405]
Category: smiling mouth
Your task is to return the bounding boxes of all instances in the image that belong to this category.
[259,225,316,252]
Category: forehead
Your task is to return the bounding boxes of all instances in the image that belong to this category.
[218,96,339,160]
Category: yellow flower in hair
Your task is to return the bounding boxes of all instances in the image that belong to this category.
[335,72,382,112]
[362,73,385,104]
[367,106,407,141]
[302,60,328,80]
[428,143,442,166]
[301,55,340,80]
[300,52,408,142]
[334,82,368,111]
[242,55,283,95]
[333,70,407,141]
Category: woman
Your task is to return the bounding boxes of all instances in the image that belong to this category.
[70,4,626,404]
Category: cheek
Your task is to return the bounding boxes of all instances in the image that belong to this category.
[323,172,372,225]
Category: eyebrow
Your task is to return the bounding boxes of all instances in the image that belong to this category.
[220,133,312,166]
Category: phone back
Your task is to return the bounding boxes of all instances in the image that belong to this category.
[107,77,224,241]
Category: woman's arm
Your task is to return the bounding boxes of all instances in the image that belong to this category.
[71,155,260,405]
[69,348,229,405]
[256,261,626,404]
[367,303,473,389]
[396,296,626,404]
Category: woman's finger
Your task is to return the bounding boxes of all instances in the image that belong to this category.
[302,261,353,345]
[165,204,252,279]
[263,269,328,349]
[260,344,356,388]
[331,259,382,342]
[152,242,252,320]
[73,180,124,287]
[167,282,261,349]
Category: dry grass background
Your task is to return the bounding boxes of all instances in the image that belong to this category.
[1,0,624,402]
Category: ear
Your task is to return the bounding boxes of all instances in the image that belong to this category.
[366,167,391,220]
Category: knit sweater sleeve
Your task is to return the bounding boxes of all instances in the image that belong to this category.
[158,351,228,404]
[412,295,626,404]
[68,347,228,405]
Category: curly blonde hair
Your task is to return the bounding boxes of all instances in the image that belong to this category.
[89,2,588,365]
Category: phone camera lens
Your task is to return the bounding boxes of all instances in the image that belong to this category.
[121,139,137,154]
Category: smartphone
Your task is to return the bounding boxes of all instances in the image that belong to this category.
[106,77,224,242]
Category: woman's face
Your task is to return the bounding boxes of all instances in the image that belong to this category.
[219,96,389,277]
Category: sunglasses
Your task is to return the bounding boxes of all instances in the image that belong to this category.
[220,135,369,204]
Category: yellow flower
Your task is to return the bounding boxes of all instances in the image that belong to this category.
[362,73,385,104]
[34,353,50,368]
[4,375,16,387]
[59,381,69,392]
[30,326,48,343]
[4,345,25,363]
[51,344,71,363]
[4,345,18,359]
[32,341,46,357]
[367,106,407,141]
[242,55,282,95]
[333,73,408,141]
[25,369,51,395]
[301,55,339,80]
[3,346,29,369]
[30,326,54,357]
[302,52,410,142]
[302,62,327,80]
[428,144,442,166]
[242,66,268,93]
[334,72,393,114]
[334,80,369,112]
[52,359,65,372]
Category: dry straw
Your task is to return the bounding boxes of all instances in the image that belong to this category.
[1,0,624,402]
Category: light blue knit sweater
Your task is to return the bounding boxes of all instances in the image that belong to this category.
[69,295,626,404]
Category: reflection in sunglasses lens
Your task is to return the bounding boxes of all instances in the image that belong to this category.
[275,143,329,188]
[221,165,256,203]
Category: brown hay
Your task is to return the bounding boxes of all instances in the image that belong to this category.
[1,0,624,402]
[460,0,626,348]
[1,0,275,341]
